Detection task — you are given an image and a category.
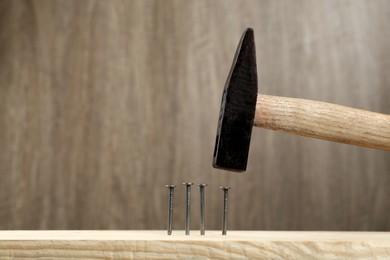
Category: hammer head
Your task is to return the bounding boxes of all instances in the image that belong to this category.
[213,28,258,172]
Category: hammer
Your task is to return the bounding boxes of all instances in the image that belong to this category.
[213,28,390,172]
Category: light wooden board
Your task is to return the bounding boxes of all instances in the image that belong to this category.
[1,231,390,259]
[0,0,389,231]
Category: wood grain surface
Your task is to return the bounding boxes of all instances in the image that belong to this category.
[1,231,390,259]
[0,0,389,231]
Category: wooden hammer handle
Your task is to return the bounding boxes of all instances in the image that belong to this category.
[254,94,390,150]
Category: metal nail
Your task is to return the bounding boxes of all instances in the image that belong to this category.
[220,187,231,235]
[183,182,194,235]
[166,185,176,235]
[198,184,207,235]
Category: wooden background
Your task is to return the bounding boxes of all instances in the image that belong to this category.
[0,0,389,230]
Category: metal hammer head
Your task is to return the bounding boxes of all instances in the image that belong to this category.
[213,28,258,172]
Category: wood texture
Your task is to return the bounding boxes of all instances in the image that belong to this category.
[1,231,390,259]
[255,94,390,150]
[0,0,389,231]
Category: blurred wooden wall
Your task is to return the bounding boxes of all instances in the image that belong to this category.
[0,0,389,230]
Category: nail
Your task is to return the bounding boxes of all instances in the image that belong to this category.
[183,182,194,235]
[166,185,176,235]
[220,187,231,235]
[198,184,207,235]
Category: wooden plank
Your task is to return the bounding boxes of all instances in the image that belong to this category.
[1,231,390,259]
